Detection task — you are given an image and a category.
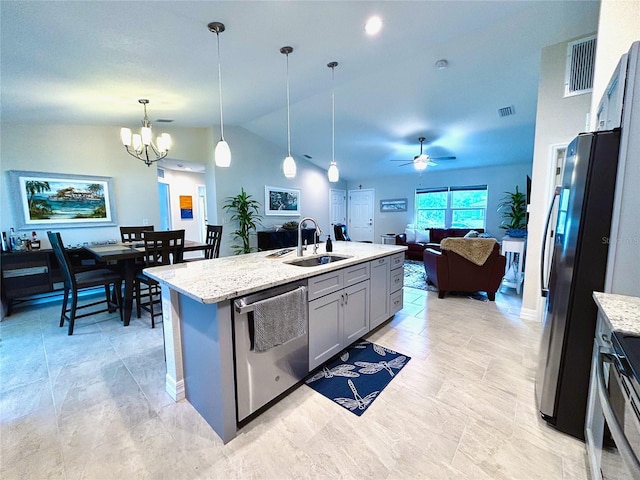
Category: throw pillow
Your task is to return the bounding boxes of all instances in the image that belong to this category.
[415,229,430,244]
[464,230,479,238]
[404,227,416,243]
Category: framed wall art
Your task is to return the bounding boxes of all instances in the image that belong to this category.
[380,198,407,212]
[264,185,301,216]
[8,170,117,229]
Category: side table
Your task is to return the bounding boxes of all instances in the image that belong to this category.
[500,236,526,294]
[381,234,396,245]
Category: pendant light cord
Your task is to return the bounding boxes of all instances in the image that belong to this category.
[216,31,225,140]
[331,65,335,163]
[286,52,291,156]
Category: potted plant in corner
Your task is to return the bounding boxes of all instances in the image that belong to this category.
[222,187,262,254]
[498,185,527,238]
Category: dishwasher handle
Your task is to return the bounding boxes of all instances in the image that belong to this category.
[234,285,306,315]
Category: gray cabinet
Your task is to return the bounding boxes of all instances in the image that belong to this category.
[389,252,404,316]
[370,252,404,330]
[369,256,390,329]
[308,263,370,370]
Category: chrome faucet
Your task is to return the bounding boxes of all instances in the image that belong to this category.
[297,217,322,257]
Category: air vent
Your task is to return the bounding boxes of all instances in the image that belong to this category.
[498,105,516,118]
[155,119,174,123]
[565,35,596,97]
[157,168,165,178]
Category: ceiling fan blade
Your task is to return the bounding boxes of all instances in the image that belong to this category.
[427,161,438,166]
[390,159,413,162]
[429,155,456,160]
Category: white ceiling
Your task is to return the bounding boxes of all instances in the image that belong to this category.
[0,1,600,180]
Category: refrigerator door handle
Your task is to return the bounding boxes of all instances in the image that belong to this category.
[540,186,562,297]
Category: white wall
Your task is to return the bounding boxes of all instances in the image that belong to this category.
[590,1,640,129]
[347,163,532,241]
[521,37,595,317]
[160,168,206,240]
[206,126,347,257]
[0,123,211,248]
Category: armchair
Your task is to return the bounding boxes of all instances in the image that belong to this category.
[423,240,505,301]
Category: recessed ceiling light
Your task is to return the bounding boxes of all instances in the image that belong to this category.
[434,59,448,70]
[364,16,382,36]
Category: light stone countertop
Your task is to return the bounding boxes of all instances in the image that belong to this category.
[144,241,407,304]
[593,291,640,336]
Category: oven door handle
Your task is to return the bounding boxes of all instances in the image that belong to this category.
[597,350,640,477]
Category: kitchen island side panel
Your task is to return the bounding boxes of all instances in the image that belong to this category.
[180,296,237,443]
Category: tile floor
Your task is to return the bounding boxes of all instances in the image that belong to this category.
[0,286,590,479]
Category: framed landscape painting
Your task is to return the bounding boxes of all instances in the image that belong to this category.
[9,170,117,229]
[264,185,301,216]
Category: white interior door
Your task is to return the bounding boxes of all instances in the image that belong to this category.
[329,189,346,229]
[348,189,374,242]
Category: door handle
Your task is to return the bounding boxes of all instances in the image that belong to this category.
[540,186,561,297]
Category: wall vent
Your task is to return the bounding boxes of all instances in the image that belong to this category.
[564,35,596,97]
[157,168,165,178]
[498,105,516,117]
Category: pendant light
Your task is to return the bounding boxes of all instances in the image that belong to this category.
[280,46,296,178]
[208,21,231,167]
[327,61,340,183]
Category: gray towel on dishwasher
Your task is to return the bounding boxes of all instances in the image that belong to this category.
[253,286,307,352]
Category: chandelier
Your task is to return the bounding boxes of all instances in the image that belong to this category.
[120,99,171,167]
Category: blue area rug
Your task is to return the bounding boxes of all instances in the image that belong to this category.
[305,341,410,416]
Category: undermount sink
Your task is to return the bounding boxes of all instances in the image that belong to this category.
[285,254,352,267]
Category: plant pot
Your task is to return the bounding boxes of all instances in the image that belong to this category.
[506,228,527,238]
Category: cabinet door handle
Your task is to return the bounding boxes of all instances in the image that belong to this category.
[378,258,385,264]
[340,294,345,306]
[344,292,349,304]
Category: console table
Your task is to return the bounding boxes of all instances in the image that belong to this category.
[500,236,526,294]
[257,228,318,251]
[1,248,98,316]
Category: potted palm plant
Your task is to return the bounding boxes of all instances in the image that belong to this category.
[498,185,527,237]
[222,188,262,255]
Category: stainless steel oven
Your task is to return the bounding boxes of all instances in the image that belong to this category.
[586,330,640,479]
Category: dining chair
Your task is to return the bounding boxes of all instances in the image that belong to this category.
[185,224,223,261]
[47,231,123,335]
[135,229,185,327]
[120,225,155,243]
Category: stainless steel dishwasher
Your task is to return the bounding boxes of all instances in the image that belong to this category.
[233,280,308,422]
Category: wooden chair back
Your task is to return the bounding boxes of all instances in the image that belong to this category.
[141,230,185,267]
[120,225,155,243]
[204,225,223,259]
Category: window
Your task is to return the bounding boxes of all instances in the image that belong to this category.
[415,185,488,229]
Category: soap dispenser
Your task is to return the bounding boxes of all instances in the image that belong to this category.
[326,235,333,252]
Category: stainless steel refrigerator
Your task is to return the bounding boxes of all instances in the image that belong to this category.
[536,129,621,439]
[536,41,640,440]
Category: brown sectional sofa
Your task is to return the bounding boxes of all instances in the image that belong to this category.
[395,228,485,260]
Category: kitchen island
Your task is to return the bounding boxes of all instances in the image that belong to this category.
[144,241,406,442]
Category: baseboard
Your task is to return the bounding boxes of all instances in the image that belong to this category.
[165,374,186,401]
[520,307,539,321]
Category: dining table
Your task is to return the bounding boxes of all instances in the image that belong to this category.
[82,240,209,326]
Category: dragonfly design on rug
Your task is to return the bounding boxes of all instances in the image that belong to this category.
[355,355,408,377]
[305,364,359,383]
[334,379,379,411]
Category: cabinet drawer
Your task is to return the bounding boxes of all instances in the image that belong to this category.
[390,252,404,270]
[344,262,370,287]
[390,267,404,293]
[308,270,343,300]
[390,289,403,315]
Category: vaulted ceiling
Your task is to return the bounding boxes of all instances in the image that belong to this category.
[0,1,600,180]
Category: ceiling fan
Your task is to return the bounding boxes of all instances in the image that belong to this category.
[390,137,456,171]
